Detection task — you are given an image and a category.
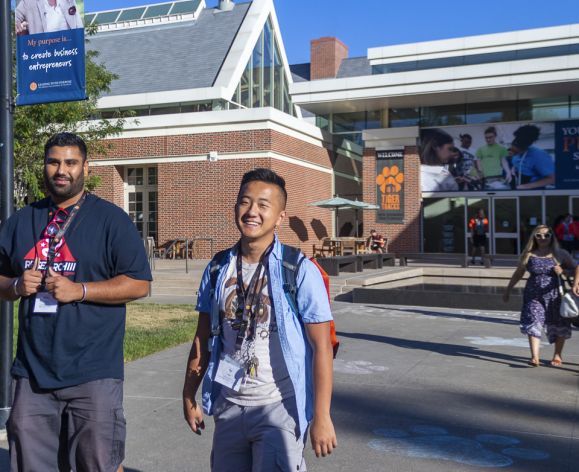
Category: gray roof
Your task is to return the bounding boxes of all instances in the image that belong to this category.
[336,57,371,78]
[88,3,251,98]
[290,63,310,82]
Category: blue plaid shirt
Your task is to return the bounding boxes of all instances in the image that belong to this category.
[195,237,333,439]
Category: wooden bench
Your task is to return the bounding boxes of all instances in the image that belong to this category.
[377,253,396,268]
[357,253,381,270]
[316,255,359,276]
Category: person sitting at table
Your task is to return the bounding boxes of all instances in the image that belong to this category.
[367,229,386,253]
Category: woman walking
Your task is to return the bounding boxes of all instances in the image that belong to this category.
[503,225,579,367]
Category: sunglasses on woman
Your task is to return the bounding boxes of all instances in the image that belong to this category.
[534,232,552,240]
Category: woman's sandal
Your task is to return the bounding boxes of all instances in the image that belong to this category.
[528,359,540,367]
[550,358,563,367]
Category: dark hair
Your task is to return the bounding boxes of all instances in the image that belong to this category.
[420,128,453,165]
[459,133,472,140]
[44,133,87,161]
[484,126,497,136]
[511,124,540,151]
[239,168,287,207]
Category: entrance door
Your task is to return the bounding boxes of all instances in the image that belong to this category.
[466,198,490,257]
[493,197,519,255]
[126,167,158,242]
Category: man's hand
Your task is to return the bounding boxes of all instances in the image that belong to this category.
[183,388,205,436]
[15,21,29,35]
[310,414,337,458]
[18,258,43,297]
[44,267,83,303]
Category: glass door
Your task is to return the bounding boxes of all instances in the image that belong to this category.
[466,198,490,257]
[126,167,158,242]
[493,197,519,255]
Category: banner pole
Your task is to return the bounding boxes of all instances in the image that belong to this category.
[0,0,15,431]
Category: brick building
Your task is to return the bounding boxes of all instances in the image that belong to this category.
[86,0,362,257]
[292,25,579,257]
[87,1,579,257]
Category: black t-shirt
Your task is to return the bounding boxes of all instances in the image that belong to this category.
[0,194,152,389]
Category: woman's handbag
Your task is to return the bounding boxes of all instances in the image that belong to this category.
[558,274,579,319]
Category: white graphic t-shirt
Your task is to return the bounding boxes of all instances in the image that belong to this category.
[218,258,294,406]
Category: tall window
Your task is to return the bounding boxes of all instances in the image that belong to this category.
[231,17,295,116]
[126,167,158,242]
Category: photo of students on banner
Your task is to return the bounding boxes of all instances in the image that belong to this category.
[14,0,86,106]
[420,122,556,192]
[15,0,83,36]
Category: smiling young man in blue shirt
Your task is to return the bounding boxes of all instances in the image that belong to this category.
[182,168,337,471]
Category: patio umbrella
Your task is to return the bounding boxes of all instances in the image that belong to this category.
[349,200,379,237]
[309,197,379,237]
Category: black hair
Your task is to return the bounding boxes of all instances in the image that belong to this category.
[459,133,472,140]
[484,126,497,136]
[420,128,453,165]
[44,132,87,161]
[511,124,540,151]
[239,168,287,207]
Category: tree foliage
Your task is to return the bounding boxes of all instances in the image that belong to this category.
[12,26,131,206]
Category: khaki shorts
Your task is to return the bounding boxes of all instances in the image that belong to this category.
[7,377,125,472]
[211,396,306,472]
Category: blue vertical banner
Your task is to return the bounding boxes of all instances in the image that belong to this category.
[555,120,579,189]
[15,0,86,106]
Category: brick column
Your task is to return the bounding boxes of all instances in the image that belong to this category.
[363,146,421,253]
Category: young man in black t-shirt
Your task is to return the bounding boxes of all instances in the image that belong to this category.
[0,133,152,472]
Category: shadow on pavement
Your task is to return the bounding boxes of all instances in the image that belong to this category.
[337,330,532,369]
[364,305,519,326]
[330,387,579,470]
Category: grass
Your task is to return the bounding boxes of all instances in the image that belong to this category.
[11,303,198,362]
[124,303,198,362]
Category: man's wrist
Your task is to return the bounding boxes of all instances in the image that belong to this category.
[12,277,21,298]
[78,283,87,303]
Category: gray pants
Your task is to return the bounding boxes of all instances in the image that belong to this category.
[7,377,126,472]
[211,397,306,472]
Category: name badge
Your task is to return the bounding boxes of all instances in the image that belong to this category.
[214,354,244,392]
[33,291,59,314]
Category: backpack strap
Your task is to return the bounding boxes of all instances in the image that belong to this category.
[208,249,230,338]
[281,244,307,316]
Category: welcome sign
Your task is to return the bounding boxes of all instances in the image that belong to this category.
[376,150,405,224]
[15,0,86,106]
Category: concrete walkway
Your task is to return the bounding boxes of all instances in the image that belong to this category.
[3,301,578,471]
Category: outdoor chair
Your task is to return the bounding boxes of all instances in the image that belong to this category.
[313,238,336,257]
[341,238,356,256]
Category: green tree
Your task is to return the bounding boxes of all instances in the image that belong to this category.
[12,27,131,206]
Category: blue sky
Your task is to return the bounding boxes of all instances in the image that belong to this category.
[85,0,579,64]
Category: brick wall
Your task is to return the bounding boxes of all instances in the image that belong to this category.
[93,130,332,167]
[89,165,124,208]
[362,146,421,253]
[271,160,332,253]
[91,129,335,258]
[310,37,348,80]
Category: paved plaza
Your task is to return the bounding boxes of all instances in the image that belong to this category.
[2,300,579,471]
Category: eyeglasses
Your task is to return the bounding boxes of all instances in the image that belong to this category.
[534,233,552,240]
[44,209,69,238]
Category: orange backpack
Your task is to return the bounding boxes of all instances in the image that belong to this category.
[282,247,340,358]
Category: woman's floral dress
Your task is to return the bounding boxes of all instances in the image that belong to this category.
[520,256,571,343]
